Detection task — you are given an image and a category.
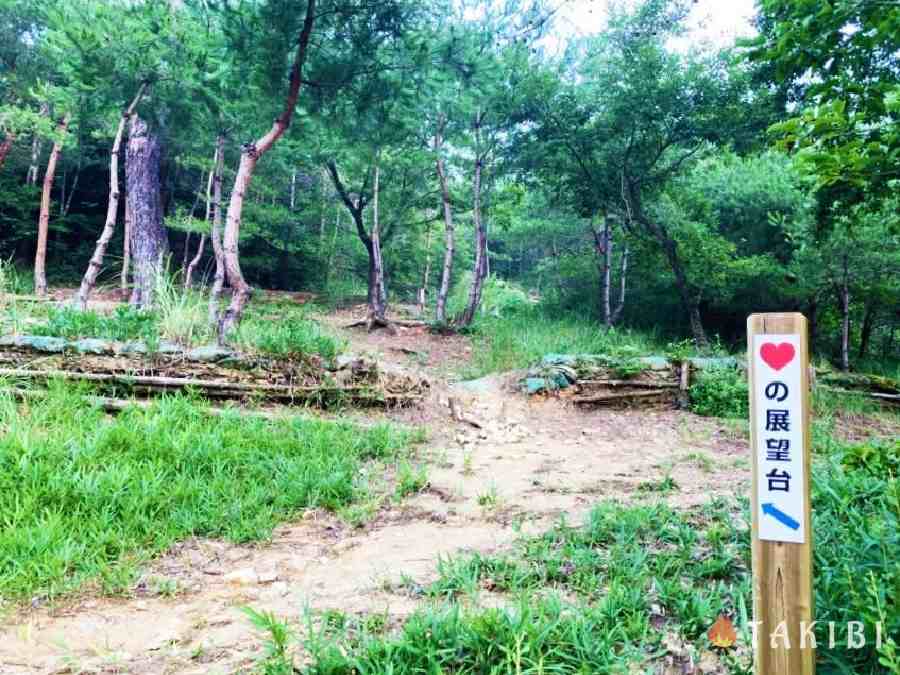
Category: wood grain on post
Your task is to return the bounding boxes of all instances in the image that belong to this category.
[747,312,815,675]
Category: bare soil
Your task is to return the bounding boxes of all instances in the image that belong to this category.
[0,304,891,674]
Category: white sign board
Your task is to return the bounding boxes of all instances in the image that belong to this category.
[752,334,806,544]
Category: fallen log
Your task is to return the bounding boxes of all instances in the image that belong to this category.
[572,389,670,404]
[576,379,679,389]
[0,368,420,405]
[819,385,900,406]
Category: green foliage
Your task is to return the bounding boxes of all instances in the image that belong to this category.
[234,311,344,364]
[32,305,158,342]
[839,438,900,478]
[394,461,428,500]
[811,456,900,673]
[747,0,900,208]
[460,307,662,379]
[689,367,749,419]
[446,273,533,323]
[0,384,412,600]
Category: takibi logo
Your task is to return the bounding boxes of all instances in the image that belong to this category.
[706,615,889,650]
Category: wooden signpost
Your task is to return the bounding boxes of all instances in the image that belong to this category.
[747,313,815,675]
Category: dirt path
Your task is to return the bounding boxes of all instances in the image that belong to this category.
[0,311,752,674]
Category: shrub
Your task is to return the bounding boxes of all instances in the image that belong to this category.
[445,272,533,322]
[689,366,749,419]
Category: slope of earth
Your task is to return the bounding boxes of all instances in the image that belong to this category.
[0,307,772,674]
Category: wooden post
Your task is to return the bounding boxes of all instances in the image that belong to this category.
[747,313,815,675]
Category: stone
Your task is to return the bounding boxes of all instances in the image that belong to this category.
[186,345,234,363]
[224,567,258,585]
[72,338,113,355]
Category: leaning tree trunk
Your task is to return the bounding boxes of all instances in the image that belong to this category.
[34,114,70,297]
[458,154,487,327]
[218,0,317,338]
[208,134,226,327]
[184,153,215,290]
[76,84,147,309]
[434,119,455,323]
[0,134,15,170]
[126,115,167,309]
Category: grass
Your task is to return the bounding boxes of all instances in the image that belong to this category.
[31,305,159,342]
[0,383,415,602]
[459,309,664,379]
[233,296,345,363]
[18,282,344,363]
[244,386,900,675]
[252,498,752,674]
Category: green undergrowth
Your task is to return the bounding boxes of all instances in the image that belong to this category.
[247,403,900,674]
[234,301,345,364]
[0,383,416,602]
[689,366,749,419]
[32,305,159,342]
[19,291,344,363]
[458,309,664,379]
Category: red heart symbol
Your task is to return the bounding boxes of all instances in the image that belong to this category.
[760,342,795,371]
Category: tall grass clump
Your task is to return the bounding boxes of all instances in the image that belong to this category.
[462,310,662,378]
[234,300,344,363]
[0,383,412,601]
[154,271,212,345]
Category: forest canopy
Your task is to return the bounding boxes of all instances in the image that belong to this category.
[0,0,897,370]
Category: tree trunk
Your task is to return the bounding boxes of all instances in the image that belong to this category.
[858,302,877,360]
[61,158,81,216]
[185,155,215,290]
[208,134,226,327]
[218,0,317,338]
[121,190,132,292]
[369,161,387,321]
[33,114,69,297]
[0,134,14,170]
[434,119,455,323]
[458,151,487,327]
[76,84,148,309]
[611,244,628,325]
[622,178,708,347]
[126,114,168,309]
[592,217,612,325]
[839,253,851,371]
[26,134,40,184]
[417,224,433,316]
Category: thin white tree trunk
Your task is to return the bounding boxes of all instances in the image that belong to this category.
[208,134,226,326]
[76,84,147,309]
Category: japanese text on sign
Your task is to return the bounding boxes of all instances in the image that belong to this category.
[753,334,806,544]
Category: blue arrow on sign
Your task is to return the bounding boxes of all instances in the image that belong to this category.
[762,503,800,531]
